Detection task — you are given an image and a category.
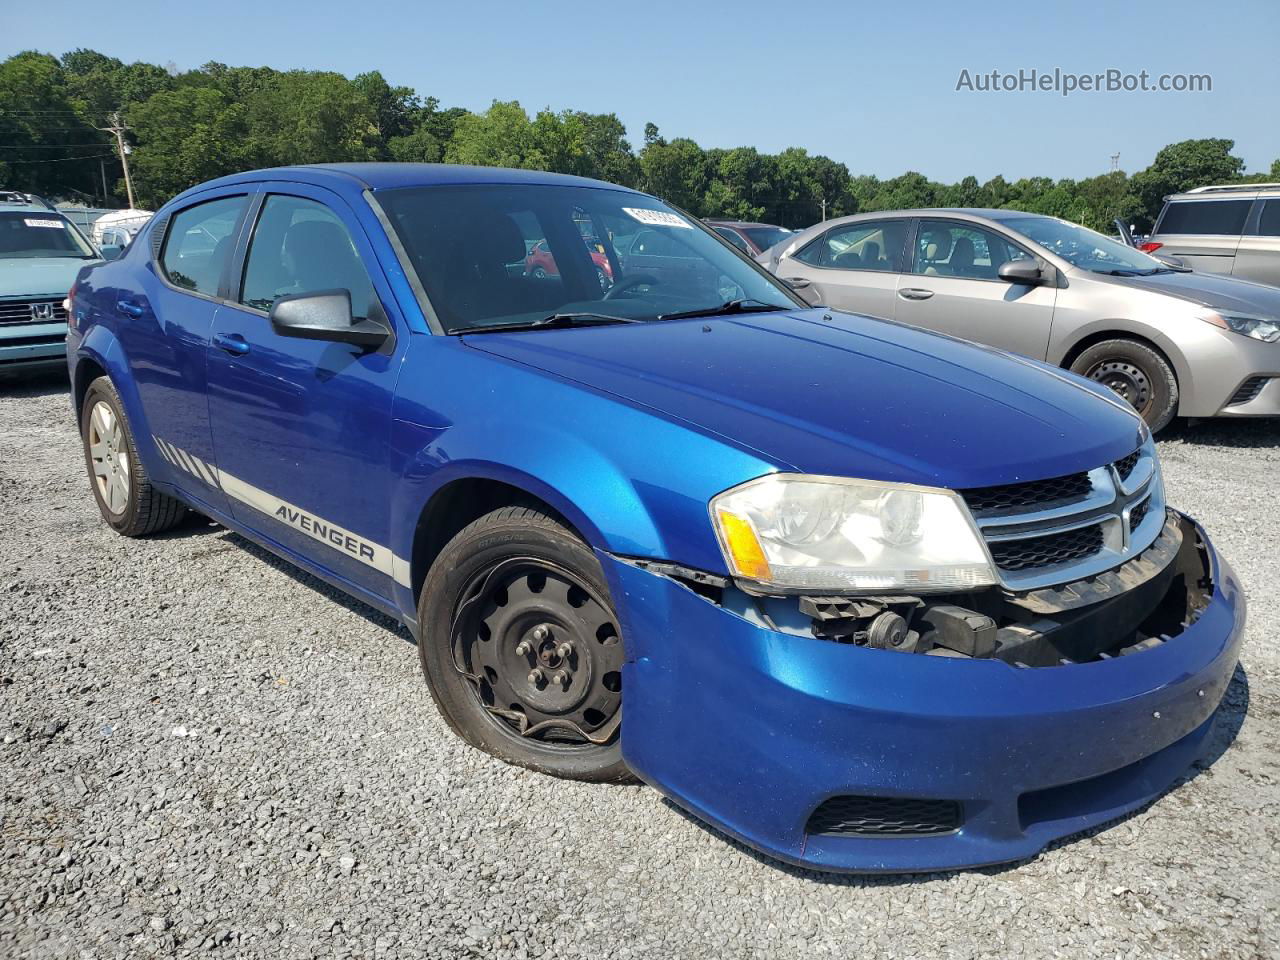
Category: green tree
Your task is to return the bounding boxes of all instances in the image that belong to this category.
[1129,138,1244,228]
[444,100,544,169]
[127,86,248,206]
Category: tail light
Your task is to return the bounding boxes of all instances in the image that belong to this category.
[1138,241,1163,253]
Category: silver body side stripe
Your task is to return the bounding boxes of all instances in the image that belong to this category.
[152,435,412,588]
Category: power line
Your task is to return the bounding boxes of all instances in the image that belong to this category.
[2,153,114,164]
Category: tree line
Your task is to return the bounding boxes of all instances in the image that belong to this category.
[3,49,1278,231]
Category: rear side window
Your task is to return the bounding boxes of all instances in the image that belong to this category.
[239,195,377,319]
[794,219,908,271]
[714,227,751,253]
[1156,199,1251,236]
[160,196,247,296]
[1249,199,1280,237]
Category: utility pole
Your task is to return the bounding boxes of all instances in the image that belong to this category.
[820,196,827,221]
[1109,152,1120,173]
[96,112,136,209]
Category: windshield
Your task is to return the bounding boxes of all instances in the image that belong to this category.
[0,211,95,259]
[1006,216,1168,275]
[375,184,801,333]
[743,226,791,251]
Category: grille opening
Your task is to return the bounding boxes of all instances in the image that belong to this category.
[806,795,962,837]
[1129,498,1151,532]
[0,298,68,327]
[988,524,1104,572]
[1113,450,1140,481]
[1227,376,1269,406]
[962,471,1092,514]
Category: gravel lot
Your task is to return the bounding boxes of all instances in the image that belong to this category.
[2,370,1278,960]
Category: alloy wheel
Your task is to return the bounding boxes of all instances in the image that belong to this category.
[87,400,130,514]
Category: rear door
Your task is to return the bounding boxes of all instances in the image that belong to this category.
[1150,198,1250,276]
[1232,198,1280,287]
[893,218,1058,360]
[205,183,408,600]
[119,189,254,515]
[773,218,910,319]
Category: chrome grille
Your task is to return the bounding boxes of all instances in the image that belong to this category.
[807,796,962,837]
[965,442,1163,591]
[0,298,67,327]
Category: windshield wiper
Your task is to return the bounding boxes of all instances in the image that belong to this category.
[457,312,641,335]
[656,299,791,322]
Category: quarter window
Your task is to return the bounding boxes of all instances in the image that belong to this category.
[1250,199,1280,237]
[1157,199,1252,236]
[912,220,1026,280]
[794,220,908,271]
[240,195,377,319]
[159,195,247,296]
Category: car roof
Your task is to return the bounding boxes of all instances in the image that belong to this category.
[705,220,786,230]
[168,163,648,207]
[1165,183,1280,201]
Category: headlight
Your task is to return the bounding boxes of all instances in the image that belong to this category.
[1201,312,1280,343]
[709,474,996,593]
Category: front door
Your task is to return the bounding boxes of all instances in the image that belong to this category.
[894,219,1058,360]
[205,184,408,600]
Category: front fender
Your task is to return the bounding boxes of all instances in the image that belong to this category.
[387,338,783,617]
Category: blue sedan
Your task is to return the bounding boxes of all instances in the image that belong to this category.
[65,163,1244,872]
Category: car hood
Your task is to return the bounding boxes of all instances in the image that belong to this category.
[0,257,96,298]
[464,309,1144,489]
[1095,268,1280,316]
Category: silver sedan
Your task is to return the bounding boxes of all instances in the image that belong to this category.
[758,209,1280,431]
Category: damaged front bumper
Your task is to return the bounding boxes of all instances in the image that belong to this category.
[602,510,1245,873]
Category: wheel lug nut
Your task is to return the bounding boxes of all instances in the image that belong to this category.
[532,625,549,641]
[515,640,532,656]
[555,642,572,659]
[551,670,570,687]
[528,669,544,686]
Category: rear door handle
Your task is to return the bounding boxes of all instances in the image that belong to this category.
[213,332,250,356]
[783,276,812,289]
[116,299,144,317]
[898,287,935,301]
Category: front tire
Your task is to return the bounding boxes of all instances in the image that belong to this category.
[80,376,187,536]
[1069,339,1179,432]
[417,505,630,782]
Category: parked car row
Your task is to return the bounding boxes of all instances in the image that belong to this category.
[759,208,1280,431]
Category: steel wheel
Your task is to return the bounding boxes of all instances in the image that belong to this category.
[450,557,624,747]
[1085,359,1152,417]
[87,400,131,515]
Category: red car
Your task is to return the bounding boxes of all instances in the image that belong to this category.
[524,237,613,287]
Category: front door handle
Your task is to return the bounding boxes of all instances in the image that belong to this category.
[213,332,250,356]
[783,276,812,289]
[898,287,935,301]
[116,299,144,317]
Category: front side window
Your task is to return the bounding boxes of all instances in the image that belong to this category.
[240,195,377,319]
[1157,199,1252,236]
[1007,216,1169,276]
[912,220,1027,280]
[0,211,96,260]
[794,220,908,272]
[375,184,800,333]
[160,196,247,296]
[742,226,791,252]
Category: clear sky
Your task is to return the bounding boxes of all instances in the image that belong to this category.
[7,0,1278,183]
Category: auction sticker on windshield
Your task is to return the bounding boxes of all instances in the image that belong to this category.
[24,219,63,228]
[623,208,692,229]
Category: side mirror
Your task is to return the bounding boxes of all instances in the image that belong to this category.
[269,289,390,348]
[99,244,124,261]
[997,259,1044,285]
[1113,218,1135,248]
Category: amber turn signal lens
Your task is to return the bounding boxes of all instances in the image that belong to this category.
[717,509,772,581]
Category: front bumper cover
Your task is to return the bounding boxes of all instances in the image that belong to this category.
[603,511,1245,873]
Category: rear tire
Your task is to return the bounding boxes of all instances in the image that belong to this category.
[1069,339,1179,432]
[80,376,187,536]
[417,505,631,782]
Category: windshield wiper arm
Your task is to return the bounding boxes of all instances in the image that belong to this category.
[457,312,641,335]
[656,299,791,322]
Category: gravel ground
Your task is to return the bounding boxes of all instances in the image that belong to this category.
[2,370,1278,960]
